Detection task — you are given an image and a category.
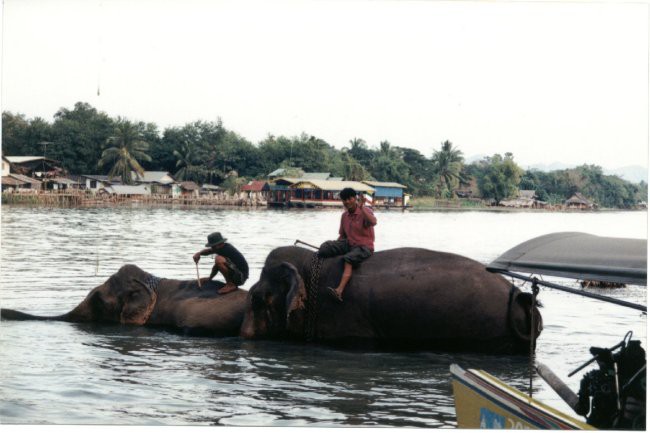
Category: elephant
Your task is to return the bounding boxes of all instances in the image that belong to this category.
[1,264,247,337]
[240,246,543,354]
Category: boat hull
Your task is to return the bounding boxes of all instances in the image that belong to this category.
[450,364,593,429]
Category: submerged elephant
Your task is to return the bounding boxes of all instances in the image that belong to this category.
[240,246,542,354]
[1,264,247,336]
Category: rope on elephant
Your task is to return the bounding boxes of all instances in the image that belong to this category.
[305,253,324,342]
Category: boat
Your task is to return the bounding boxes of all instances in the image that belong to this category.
[450,232,647,430]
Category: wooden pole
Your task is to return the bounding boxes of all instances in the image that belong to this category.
[195,262,202,288]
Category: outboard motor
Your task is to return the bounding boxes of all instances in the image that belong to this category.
[574,332,646,430]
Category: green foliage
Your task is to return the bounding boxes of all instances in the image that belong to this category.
[98,118,152,184]
[52,102,115,174]
[2,102,647,209]
[474,153,523,204]
[432,140,465,198]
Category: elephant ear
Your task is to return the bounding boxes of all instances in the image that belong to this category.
[509,290,543,343]
[120,278,158,325]
[280,262,307,334]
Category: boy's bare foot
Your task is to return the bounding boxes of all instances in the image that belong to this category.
[218,284,237,294]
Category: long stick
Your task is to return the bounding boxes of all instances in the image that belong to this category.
[294,239,319,250]
[195,262,202,287]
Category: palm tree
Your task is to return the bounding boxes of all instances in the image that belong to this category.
[98,118,152,184]
[432,140,465,198]
[173,141,200,181]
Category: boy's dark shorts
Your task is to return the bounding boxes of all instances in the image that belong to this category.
[224,258,246,286]
[318,239,373,268]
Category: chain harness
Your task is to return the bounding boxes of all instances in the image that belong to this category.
[304,253,324,342]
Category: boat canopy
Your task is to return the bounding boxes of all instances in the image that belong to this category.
[487,232,647,286]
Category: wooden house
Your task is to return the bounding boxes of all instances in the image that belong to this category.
[362,181,408,207]
[565,192,595,210]
[199,184,223,196]
[179,181,200,197]
[99,185,151,198]
[132,171,177,196]
[42,177,79,191]
[1,174,42,192]
[1,157,42,192]
[500,190,547,209]
[4,156,63,179]
[286,179,375,208]
[241,180,270,200]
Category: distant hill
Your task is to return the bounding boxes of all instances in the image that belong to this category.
[604,166,648,184]
[465,155,647,184]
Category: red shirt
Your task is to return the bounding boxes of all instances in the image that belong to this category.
[339,206,376,251]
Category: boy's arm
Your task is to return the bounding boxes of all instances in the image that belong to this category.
[193,248,214,263]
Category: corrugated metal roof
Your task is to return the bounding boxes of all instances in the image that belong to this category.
[102,185,151,195]
[8,174,42,185]
[201,184,223,190]
[362,181,407,189]
[46,177,79,185]
[132,171,175,184]
[291,180,375,193]
[6,156,51,163]
[2,176,23,186]
[81,174,122,183]
[241,180,268,191]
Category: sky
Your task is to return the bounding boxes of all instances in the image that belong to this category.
[2,0,649,170]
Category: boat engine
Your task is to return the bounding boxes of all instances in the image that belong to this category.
[575,333,646,430]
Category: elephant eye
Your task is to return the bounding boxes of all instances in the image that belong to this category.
[128,291,140,299]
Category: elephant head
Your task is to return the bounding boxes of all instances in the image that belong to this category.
[65,264,158,325]
[240,262,307,339]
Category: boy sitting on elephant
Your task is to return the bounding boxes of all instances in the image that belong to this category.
[319,187,377,303]
[193,232,249,294]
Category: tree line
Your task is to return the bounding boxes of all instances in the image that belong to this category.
[2,101,647,208]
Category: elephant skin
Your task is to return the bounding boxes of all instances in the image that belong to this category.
[240,246,542,354]
[1,264,247,337]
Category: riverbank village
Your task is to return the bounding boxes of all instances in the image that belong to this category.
[1,155,645,211]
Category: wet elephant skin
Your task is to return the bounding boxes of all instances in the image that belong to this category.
[1,264,247,337]
[240,246,542,354]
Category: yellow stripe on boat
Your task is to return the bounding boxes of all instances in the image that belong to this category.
[450,364,594,430]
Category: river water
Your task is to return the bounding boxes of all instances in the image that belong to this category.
[0,206,646,427]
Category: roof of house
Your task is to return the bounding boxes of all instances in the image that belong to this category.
[101,185,150,195]
[362,181,407,189]
[241,180,268,191]
[81,174,122,183]
[5,156,59,164]
[8,174,42,185]
[132,171,175,184]
[2,176,23,186]
[200,184,223,191]
[44,177,77,185]
[180,181,199,191]
[565,192,593,205]
[290,180,375,193]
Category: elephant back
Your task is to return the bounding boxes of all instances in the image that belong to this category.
[313,247,519,346]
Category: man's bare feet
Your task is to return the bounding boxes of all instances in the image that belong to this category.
[218,284,237,294]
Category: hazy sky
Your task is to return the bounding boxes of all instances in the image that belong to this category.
[2,0,648,169]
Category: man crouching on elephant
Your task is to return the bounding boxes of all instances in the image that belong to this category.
[319,187,377,303]
[193,232,249,295]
